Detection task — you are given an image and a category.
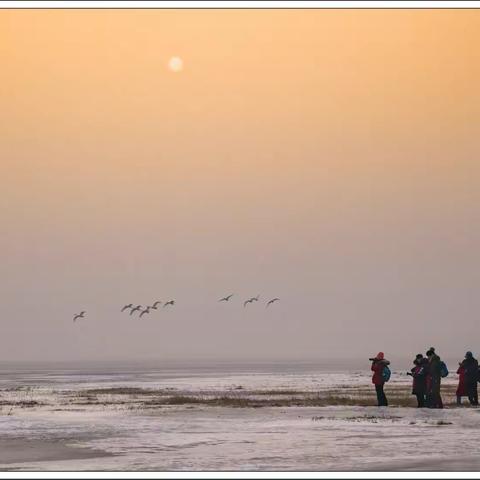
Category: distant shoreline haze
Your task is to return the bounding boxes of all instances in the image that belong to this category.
[0,356,465,374]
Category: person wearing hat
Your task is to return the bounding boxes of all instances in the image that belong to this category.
[456,361,467,406]
[370,352,390,406]
[407,354,428,408]
[460,351,479,406]
[425,347,443,409]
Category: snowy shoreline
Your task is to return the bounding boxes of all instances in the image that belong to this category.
[2,405,480,471]
[1,365,478,471]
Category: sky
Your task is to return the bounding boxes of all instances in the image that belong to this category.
[1,9,480,362]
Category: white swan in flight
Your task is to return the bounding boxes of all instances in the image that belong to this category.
[266,298,280,307]
[219,294,234,302]
[73,311,86,322]
[130,305,142,315]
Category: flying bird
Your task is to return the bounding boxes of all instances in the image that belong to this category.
[243,298,255,308]
[149,301,162,310]
[139,307,151,318]
[219,294,234,302]
[121,304,133,312]
[163,300,175,307]
[266,298,280,307]
[130,305,142,315]
[244,295,260,307]
[73,311,85,322]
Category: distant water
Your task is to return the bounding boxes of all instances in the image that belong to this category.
[0,357,461,394]
[0,356,459,376]
[0,359,369,390]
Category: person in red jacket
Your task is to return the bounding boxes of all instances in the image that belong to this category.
[456,363,466,406]
[370,352,390,406]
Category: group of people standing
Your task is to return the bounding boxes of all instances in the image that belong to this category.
[370,348,480,408]
[408,347,445,408]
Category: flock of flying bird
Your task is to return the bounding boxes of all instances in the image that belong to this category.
[72,295,280,322]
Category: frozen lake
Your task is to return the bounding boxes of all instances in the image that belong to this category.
[1,360,479,471]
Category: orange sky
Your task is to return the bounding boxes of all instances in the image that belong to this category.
[1,9,480,361]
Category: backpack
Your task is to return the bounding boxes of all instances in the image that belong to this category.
[382,365,391,382]
[440,361,449,378]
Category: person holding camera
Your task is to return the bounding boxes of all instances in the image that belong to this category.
[407,353,427,408]
[370,352,390,406]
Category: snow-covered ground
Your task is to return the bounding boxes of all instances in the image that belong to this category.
[1,362,479,471]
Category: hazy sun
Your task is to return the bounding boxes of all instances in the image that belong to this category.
[168,57,184,72]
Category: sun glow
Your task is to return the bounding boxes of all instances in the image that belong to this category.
[168,56,184,72]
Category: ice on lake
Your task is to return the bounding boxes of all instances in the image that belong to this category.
[1,360,479,471]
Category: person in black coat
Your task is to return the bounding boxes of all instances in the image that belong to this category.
[408,354,427,407]
[461,351,479,406]
[426,347,443,409]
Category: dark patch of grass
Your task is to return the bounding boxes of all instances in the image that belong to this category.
[0,400,42,408]
[69,384,463,409]
[143,394,377,408]
[75,395,97,401]
[254,389,306,396]
[2,386,33,392]
[82,387,157,395]
[344,414,402,421]
[163,395,204,405]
